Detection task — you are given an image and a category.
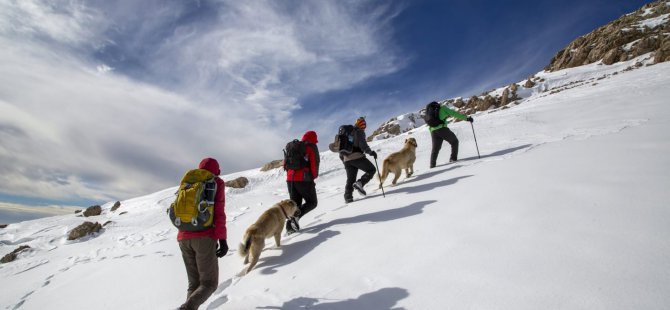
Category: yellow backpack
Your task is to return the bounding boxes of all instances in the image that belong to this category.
[167,169,217,231]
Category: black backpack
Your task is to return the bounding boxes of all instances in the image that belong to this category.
[283,139,308,170]
[423,101,443,127]
[337,125,356,154]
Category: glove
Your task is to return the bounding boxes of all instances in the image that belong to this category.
[370,151,378,159]
[216,239,228,258]
[467,116,474,123]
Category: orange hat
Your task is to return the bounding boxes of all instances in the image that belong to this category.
[354,117,366,129]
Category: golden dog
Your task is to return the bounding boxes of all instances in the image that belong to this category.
[379,137,417,188]
[238,199,299,273]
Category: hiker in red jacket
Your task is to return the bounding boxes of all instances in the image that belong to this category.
[285,130,320,234]
[177,158,227,310]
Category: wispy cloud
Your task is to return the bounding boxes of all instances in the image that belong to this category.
[0,0,405,206]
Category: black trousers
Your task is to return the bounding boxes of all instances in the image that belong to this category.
[430,127,459,167]
[287,181,318,218]
[343,157,376,199]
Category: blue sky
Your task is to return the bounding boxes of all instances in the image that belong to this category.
[0,0,651,223]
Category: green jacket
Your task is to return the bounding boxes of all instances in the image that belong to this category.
[429,106,468,132]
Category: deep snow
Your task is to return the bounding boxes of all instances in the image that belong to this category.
[1,57,669,309]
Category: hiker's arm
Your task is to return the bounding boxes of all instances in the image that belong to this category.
[309,146,319,179]
[444,106,468,121]
[357,130,373,154]
[213,179,227,240]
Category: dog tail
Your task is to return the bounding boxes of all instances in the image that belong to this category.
[238,231,253,257]
[380,158,390,181]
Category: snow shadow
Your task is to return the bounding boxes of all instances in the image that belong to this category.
[385,175,473,195]
[257,287,409,310]
[304,200,433,233]
[257,230,340,275]
[458,143,532,162]
[255,201,433,274]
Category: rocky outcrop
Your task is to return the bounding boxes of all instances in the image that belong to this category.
[654,35,670,63]
[110,201,121,212]
[545,1,670,71]
[367,112,424,141]
[67,221,102,240]
[226,176,249,189]
[260,160,283,172]
[0,224,7,229]
[83,205,102,217]
[523,79,536,88]
[1,245,31,263]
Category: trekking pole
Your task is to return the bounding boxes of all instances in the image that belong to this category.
[373,157,386,198]
[470,122,481,159]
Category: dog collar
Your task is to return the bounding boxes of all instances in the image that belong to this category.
[279,204,290,219]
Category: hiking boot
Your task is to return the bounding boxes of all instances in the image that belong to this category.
[353,181,367,196]
[344,197,354,203]
[449,158,458,163]
[286,217,300,235]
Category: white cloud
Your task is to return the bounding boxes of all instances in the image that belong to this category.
[0,0,405,206]
[96,64,113,73]
[0,202,80,216]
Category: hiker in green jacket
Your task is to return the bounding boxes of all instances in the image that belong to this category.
[427,101,473,167]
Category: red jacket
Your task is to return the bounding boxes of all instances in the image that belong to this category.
[286,131,320,182]
[177,158,227,241]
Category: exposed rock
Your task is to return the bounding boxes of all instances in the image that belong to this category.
[602,48,622,65]
[260,160,283,172]
[453,98,465,108]
[369,123,401,142]
[67,221,102,240]
[119,211,128,215]
[1,245,31,264]
[509,83,519,93]
[110,201,121,212]
[479,95,497,110]
[74,209,82,214]
[654,36,670,63]
[226,176,249,189]
[83,205,102,217]
[545,0,670,71]
[523,79,536,88]
[367,112,423,141]
[501,88,510,106]
[0,224,7,229]
[103,221,113,227]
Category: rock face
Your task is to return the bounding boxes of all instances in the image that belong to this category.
[67,221,102,240]
[260,160,283,172]
[110,201,122,212]
[0,224,7,229]
[83,205,102,217]
[226,176,249,189]
[1,245,31,263]
[545,1,670,71]
[367,112,425,141]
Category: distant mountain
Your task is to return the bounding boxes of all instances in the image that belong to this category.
[546,0,670,71]
[368,0,670,141]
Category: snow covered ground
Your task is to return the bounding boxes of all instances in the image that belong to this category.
[1,58,669,309]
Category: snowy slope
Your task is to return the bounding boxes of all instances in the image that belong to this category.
[1,59,669,309]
